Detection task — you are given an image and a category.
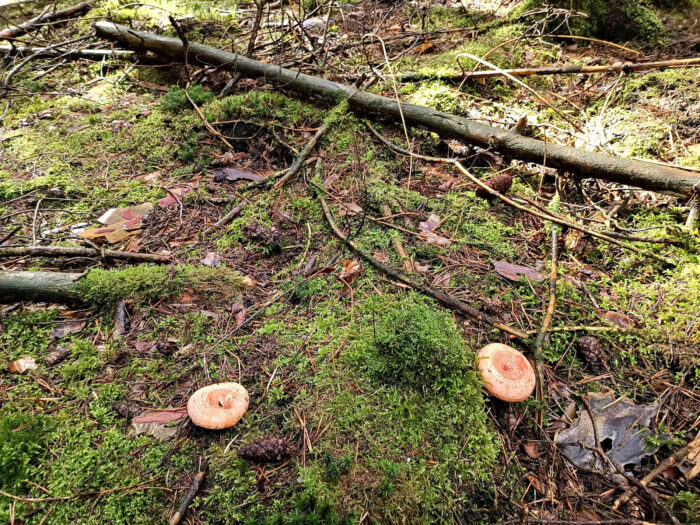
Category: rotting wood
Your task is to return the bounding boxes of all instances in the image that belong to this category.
[93,21,700,197]
[0,0,95,41]
[0,245,172,263]
[0,271,83,303]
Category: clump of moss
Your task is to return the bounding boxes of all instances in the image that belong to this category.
[160,85,214,113]
[515,0,663,42]
[75,265,246,310]
[369,298,469,388]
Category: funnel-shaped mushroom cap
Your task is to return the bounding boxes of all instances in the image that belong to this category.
[477,343,535,402]
[187,382,249,429]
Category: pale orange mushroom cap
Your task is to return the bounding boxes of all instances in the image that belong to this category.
[477,343,536,402]
[187,382,249,429]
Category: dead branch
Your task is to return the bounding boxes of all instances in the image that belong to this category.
[168,470,206,525]
[315,187,529,339]
[93,21,700,197]
[0,245,172,263]
[398,57,700,81]
[0,0,95,41]
[0,44,135,59]
[273,122,330,189]
[203,200,247,235]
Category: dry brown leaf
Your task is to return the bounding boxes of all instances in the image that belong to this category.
[339,259,362,282]
[50,320,86,339]
[159,182,199,208]
[337,202,363,217]
[433,272,451,288]
[684,432,700,480]
[201,251,221,267]
[494,261,543,282]
[211,167,263,182]
[373,251,390,263]
[9,356,38,374]
[523,440,541,459]
[131,407,188,425]
[602,310,639,329]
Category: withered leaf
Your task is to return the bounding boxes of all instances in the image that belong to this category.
[555,392,662,471]
[522,440,541,459]
[494,261,543,282]
[159,182,199,208]
[211,168,263,182]
[601,311,639,329]
[339,259,362,283]
[9,356,38,374]
[373,251,390,263]
[201,251,221,267]
[433,272,451,287]
[337,202,363,217]
[418,214,441,234]
[50,320,86,339]
[131,407,188,425]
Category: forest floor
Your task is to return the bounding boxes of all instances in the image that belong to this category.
[1,0,700,523]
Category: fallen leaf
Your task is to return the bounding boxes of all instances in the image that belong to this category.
[601,311,640,329]
[555,392,662,472]
[421,231,452,248]
[45,346,70,366]
[433,272,451,287]
[139,171,160,183]
[494,261,543,282]
[201,252,221,267]
[98,203,153,225]
[415,41,436,54]
[323,172,341,187]
[682,431,700,480]
[134,341,156,352]
[235,308,247,328]
[131,407,188,425]
[210,151,245,167]
[337,202,363,217]
[50,320,86,339]
[339,259,362,283]
[9,356,38,373]
[211,167,263,182]
[418,214,441,233]
[688,144,700,156]
[159,182,199,208]
[81,203,153,243]
[373,251,390,263]
[523,440,541,459]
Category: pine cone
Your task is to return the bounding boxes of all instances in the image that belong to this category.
[475,173,513,200]
[238,437,290,463]
[578,335,603,367]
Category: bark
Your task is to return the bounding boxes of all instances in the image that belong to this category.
[93,22,700,197]
[0,1,95,41]
[0,44,134,59]
[0,271,82,303]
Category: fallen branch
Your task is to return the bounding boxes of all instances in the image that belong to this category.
[0,0,95,40]
[203,200,247,235]
[0,44,134,59]
[315,187,529,339]
[0,271,83,303]
[398,57,700,81]
[93,21,700,197]
[169,470,206,525]
[0,245,172,263]
[366,121,674,265]
[273,122,330,189]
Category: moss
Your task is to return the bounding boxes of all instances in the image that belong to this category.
[367,298,470,388]
[75,265,247,311]
[515,0,663,42]
[204,91,322,126]
[160,85,214,113]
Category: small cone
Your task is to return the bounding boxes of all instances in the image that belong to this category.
[238,437,290,463]
[578,335,603,368]
[475,173,513,200]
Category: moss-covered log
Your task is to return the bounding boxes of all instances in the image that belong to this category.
[0,271,82,303]
[94,21,700,197]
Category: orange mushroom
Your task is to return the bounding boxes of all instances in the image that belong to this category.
[187,382,249,429]
[477,343,536,402]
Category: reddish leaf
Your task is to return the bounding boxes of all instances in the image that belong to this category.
[235,308,247,328]
[523,440,541,459]
[494,261,543,282]
[160,183,199,208]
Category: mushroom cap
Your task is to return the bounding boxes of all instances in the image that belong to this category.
[187,382,249,429]
[477,343,536,402]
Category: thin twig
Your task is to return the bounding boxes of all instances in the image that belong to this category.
[273,122,330,189]
[168,469,206,525]
[0,245,172,262]
[315,186,528,339]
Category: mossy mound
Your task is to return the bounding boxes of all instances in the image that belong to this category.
[369,300,469,388]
